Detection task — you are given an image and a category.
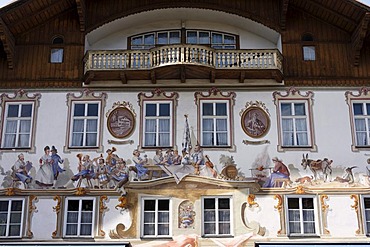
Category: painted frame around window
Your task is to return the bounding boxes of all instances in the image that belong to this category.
[273,87,317,152]
[64,89,107,153]
[195,87,236,151]
[345,87,370,152]
[138,89,178,150]
[0,90,41,153]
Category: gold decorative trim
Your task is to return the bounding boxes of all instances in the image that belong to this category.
[274,194,285,235]
[52,195,62,238]
[296,185,305,194]
[5,188,15,196]
[98,195,108,237]
[75,187,87,195]
[26,195,37,238]
[350,194,364,235]
[320,195,330,235]
[247,194,259,208]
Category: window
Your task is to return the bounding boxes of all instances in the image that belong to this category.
[65,90,106,152]
[274,88,316,152]
[0,198,25,238]
[301,33,315,61]
[143,102,172,147]
[64,198,95,237]
[201,101,229,146]
[346,88,370,151]
[202,196,232,236]
[129,29,236,49]
[303,46,316,61]
[286,196,317,236]
[50,36,64,63]
[138,89,178,150]
[0,90,40,152]
[280,102,309,146]
[141,198,171,238]
[195,88,235,150]
[363,196,370,235]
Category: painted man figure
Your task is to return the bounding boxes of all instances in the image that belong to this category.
[191,145,204,175]
[50,146,65,188]
[263,157,290,188]
[12,153,32,189]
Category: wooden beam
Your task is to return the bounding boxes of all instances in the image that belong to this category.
[351,12,370,66]
[120,72,127,84]
[150,70,156,84]
[180,66,186,83]
[280,0,289,30]
[0,17,15,69]
[75,0,86,32]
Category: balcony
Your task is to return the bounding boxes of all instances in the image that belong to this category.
[83,45,283,85]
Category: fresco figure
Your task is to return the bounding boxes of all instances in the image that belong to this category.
[153,149,165,165]
[50,146,65,188]
[191,145,204,175]
[163,149,174,165]
[35,145,54,188]
[246,112,266,136]
[172,149,182,166]
[334,166,357,184]
[113,158,132,190]
[64,154,95,188]
[262,157,290,188]
[94,156,110,188]
[11,153,32,189]
[132,149,148,180]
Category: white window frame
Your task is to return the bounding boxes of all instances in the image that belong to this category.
[362,195,370,235]
[285,195,319,237]
[345,88,370,152]
[201,196,233,237]
[0,90,40,153]
[200,100,230,147]
[195,88,236,151]
[63,197,96,238]
[143,101,173,148]
[274,88,317,152]
[64,90,106,153]
[140,197,171,238]
[0,198,25,238]
[138,89,178,150]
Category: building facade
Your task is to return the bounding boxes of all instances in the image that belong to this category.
[1,0,370,246]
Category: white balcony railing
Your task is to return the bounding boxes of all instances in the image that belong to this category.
[84,45,283,73]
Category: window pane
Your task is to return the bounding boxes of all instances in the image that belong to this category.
[144,34,155,45]
[302,198,314,209]
[294,103,306,116]
[8,225,20,236]
[0,201,8,212]
[288,198,299,209]
[67,200,79,211]
[281,103,292,116]
[366,104,370,115]
[169,32,180,44]
[158,212,169,223]
[20,104,32,117]
[73,120,84,132]
[158,200,169,211]
[224,35,235,44]
[159,104,170,116]
[216,119,227,131]
[204,223,215,234]
[354,103,363,115]
[219,223,230,234]
[203,119,214,131]
[10,212,21,223]
[87,104,98,116]
[146,104,157,116]
[82,200,93,211]
[144,200,155,211]
[303,46,316,61]
[74,104,85,116]
[212,33,222,44]
[159,119,170,132]
[51,49,63,63]
[187,31,197,44]
[203,103,213,116]
[86,133,97,146]
[7,105,19,117]
[216,103,227,116]
[199,32,210,44]
[158,224,169,235]
[218,198,230,209]
[132,36,143,45]
[364,198,370,208]
[204,198,215,209]
[158,32,168,44]
[289,222,301,233]
[86,119,97,132]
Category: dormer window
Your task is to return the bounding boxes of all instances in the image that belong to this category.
[301,33,315,61]
[50,36,64,63]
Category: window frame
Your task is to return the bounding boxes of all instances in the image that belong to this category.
[285,195,319,237]
[362,195,370,236]
[201,196,233,237]
[273,88,317,152]
[63,197,96,238]
[50,36,64,63]
[195,88,236,151]
[0,198,25,238]
[64,89,106,153]
[0,90,41,153]
[301,33,316,61]
[140,197,172,238]
[346,88,370,151]
[138,89,178,150]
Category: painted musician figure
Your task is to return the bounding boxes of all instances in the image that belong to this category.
[191,145,204,175]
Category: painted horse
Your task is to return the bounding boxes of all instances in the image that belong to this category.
[301,154,333,182]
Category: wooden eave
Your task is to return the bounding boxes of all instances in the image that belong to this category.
[0,17,14,69]
[351,12,370,66]
[75,0,86,32]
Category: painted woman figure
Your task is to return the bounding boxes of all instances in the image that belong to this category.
[262,157,290,188]
[35,146,54,188]
[112,158,131,188]
[132,149,148,180]
[50,146,65,188]
[172,149,182,166]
